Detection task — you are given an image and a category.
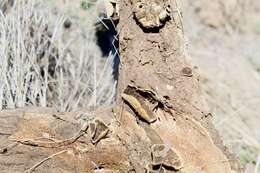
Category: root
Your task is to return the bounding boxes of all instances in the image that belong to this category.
[25,150,67,173]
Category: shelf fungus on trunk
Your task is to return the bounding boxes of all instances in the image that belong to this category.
[121,83,175,124]
[89,118,109,144]
[132,0,171,29]
[150,144,184,172]
[121,93,157,123]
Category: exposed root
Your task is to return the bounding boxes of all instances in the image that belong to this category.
[16,123,89,148]
[25,150,67,173]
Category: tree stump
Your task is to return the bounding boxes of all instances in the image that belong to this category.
[0,0,242,172]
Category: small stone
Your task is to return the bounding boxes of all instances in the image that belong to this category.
[181,67,193,77]
[166,85,173,91]
[63,19,72,29]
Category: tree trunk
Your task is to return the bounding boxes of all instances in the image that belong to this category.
[0,0,242,172]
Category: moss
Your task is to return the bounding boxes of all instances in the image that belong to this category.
[239,150,256,165]
[81,0,91,10]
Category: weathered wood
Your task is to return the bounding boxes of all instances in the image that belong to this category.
[116,0,240,172]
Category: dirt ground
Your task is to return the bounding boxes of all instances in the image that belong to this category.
[180,0,260,172]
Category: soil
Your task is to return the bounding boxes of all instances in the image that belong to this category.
[181,0,260,172]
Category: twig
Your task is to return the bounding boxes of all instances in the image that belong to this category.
[170,0,184,36]
[0,132,12,136]
[52,114,77,125]
[91,161,101,170]
[112,108,122,125]
[0,142,19,154]
[25,150,67,173]
[254,154,260,173]
[119,96,125,125]
[18,124,88,148]
[18,133,82,148]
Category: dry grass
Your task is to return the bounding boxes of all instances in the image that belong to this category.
[0,0,117,112]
